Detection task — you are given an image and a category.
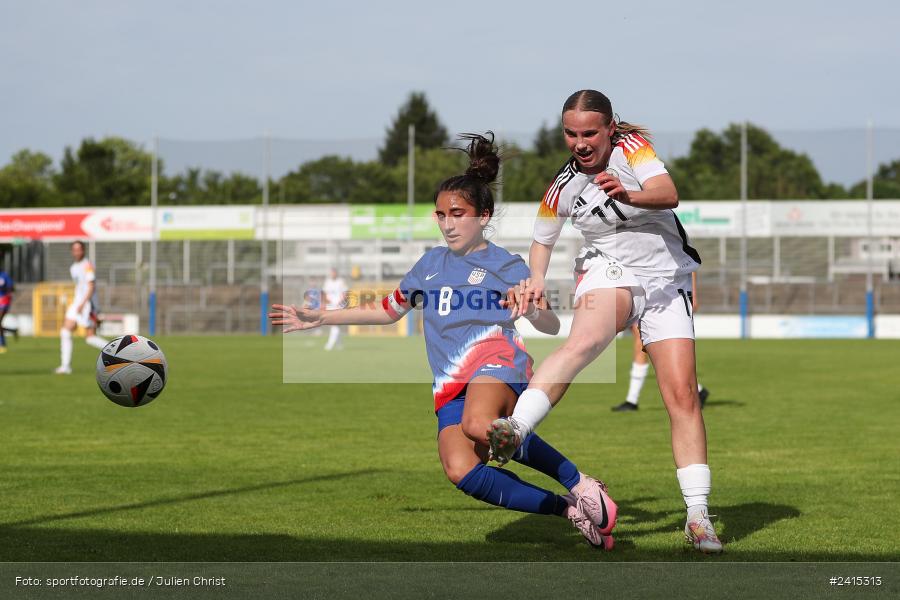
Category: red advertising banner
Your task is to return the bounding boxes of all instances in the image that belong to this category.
[0,209,153,241]
[0,212,90,239]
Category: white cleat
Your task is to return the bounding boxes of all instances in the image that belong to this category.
[54,365,72,375]
[685,510,724,554]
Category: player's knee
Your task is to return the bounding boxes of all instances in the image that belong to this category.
[461,415,490,445]
[562,335,606,363]
[442,461,473,486]
[60,328,72,340]
[663,383,700,413]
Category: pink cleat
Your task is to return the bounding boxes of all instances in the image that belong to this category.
[684,509,724,554]
[563,495,614,551]
[569,472,618,535]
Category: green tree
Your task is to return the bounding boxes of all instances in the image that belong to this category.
[0,150,57,207]
[667,124,844,200]
[55,137,153,206]
[533,121,567,157]
[501,143,571,203]
[848,159,900,199]
[279,155,401,204]
[378,92,449,166]
[161,169,261,204]
[392,146,468,205]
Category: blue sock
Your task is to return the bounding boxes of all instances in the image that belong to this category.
[457,463,568,516]
[513,434,581,491]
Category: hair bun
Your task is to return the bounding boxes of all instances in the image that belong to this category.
[460,132,500,184]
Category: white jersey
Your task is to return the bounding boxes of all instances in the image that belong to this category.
[533,133,701,277]
[70,258,97,305]
[323,277,348,310]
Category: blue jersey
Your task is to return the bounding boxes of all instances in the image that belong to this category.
[382,243,534,411]
[0,271,12,306]
[304,288,322,310]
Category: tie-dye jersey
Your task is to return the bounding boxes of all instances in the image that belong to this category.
[0,271,12,307]
[534,133,701,277]
[382,242,534,411]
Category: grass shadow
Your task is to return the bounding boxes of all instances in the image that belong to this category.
[3,469,388,528]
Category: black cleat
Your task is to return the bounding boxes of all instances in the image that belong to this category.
[698,386,710,408]
[612,401,638,412]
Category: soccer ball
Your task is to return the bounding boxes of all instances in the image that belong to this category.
[96,335,168,407]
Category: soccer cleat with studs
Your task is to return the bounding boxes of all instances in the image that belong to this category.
[486,417,525,466]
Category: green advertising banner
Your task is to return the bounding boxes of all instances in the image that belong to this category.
[350,205,439,240]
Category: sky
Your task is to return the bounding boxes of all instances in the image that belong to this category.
[2,0,899,184]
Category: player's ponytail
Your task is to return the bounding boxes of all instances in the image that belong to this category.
[562,89,652,143]
[434,132,500,218]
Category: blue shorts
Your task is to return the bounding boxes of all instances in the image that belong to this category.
[435,370,528,434]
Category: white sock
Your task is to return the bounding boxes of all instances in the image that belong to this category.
[510,388,553,439]
[325,326,340,350]
[85,335,108,350]
[625,361,650,405]
[677,463,711,517]
[60,328,73,368]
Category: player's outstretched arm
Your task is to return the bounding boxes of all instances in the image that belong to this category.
[505,282,561,335]
[269,302,396,333]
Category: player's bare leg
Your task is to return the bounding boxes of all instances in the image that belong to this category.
[461,375,516,449]
[84,325,108,350]
[645,337,722,553]
[488,287,632,464]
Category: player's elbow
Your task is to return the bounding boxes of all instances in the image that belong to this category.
[666,185,679,208]
[538,317,560,336]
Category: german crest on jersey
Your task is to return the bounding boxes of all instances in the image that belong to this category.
[606,263,623,280]
[468,267,487,285]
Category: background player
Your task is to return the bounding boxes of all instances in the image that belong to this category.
[302,277,324,336]
[55,240,108,374]
[322,268,347,351]
[271,133,617,549]
[613,271,710,411]
[0,269,15,354]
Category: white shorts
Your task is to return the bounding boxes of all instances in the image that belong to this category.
[65,301,98,328]
[574,259,695,346]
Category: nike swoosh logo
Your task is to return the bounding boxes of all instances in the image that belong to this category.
[425,273,438,280]
[598,492,608,531]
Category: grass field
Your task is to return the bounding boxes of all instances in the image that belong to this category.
[1,335,898,563]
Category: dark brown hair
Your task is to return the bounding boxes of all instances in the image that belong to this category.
[433,132,500,217]
[562,89,652,142]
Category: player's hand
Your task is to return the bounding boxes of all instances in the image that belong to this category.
[594,171,630,204]
[268,304,324,333]
[501,284,531,317]
[513,277,544,319]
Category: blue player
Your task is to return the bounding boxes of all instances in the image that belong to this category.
[0,270,16,354]
[270,134,617,549]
